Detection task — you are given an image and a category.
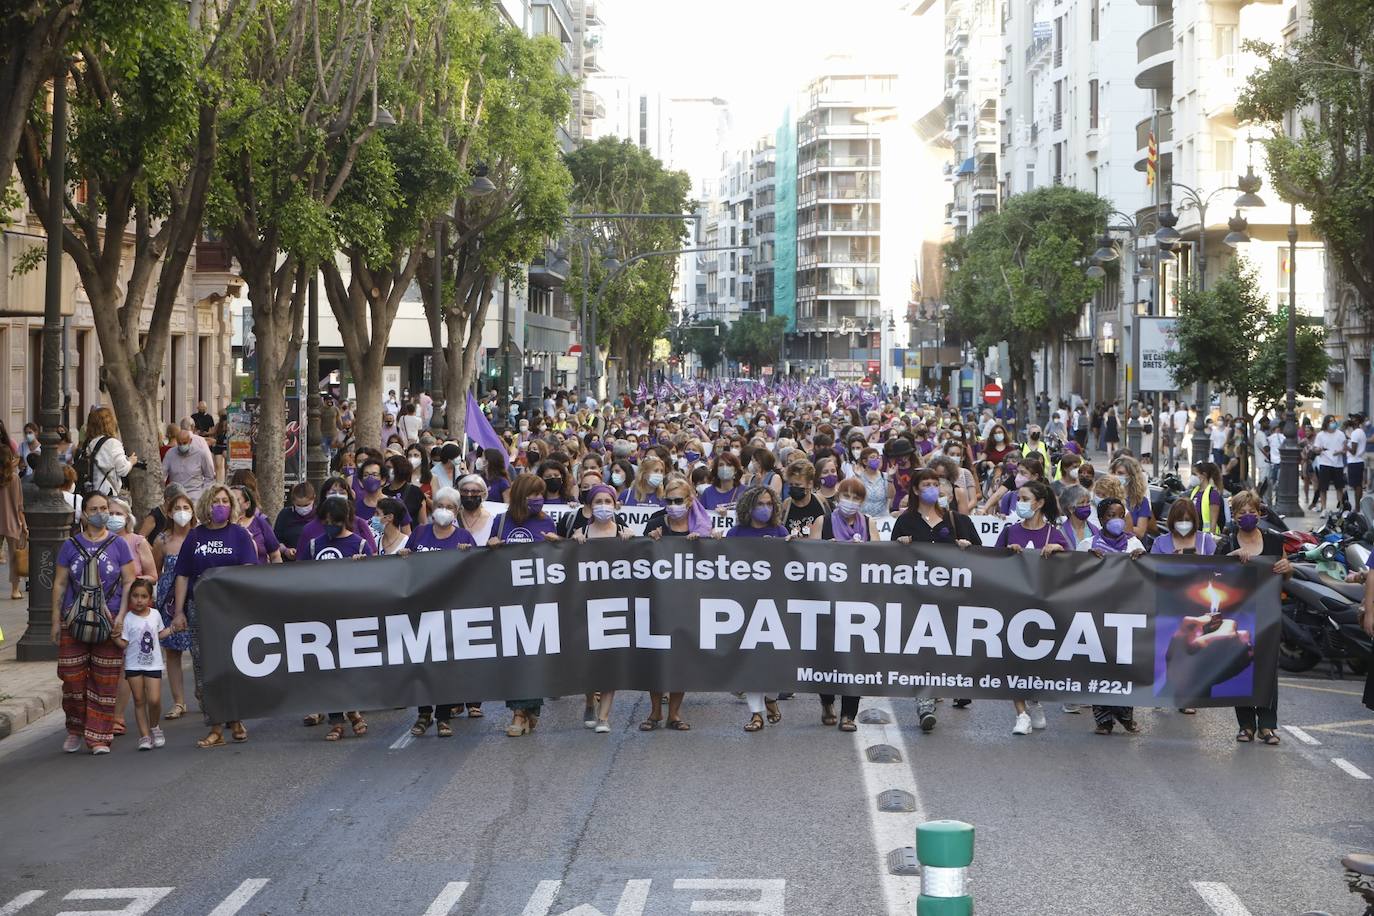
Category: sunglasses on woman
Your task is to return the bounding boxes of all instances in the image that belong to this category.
[664,497,687,506]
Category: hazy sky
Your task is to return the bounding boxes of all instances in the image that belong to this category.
[598,0,914,143]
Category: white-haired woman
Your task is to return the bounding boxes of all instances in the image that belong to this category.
[456,474,496,544]
[171,485,261,748]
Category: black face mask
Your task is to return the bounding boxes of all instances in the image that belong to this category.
[788,485,807,501]
[544,477,563,492]
[459,495,482,511]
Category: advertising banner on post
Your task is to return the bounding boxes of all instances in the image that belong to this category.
[196,540,1280,723]
[1137,317,1180,392]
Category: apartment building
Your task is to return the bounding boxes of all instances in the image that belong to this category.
[943,0,1002,237]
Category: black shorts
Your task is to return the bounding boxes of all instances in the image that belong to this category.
[125,669,162,680]
[1349,463,1365,488]
[1318,464,1347,491]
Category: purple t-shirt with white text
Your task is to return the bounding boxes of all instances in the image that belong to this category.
[490,513,558,543]
[174,523,261,587]
[726,524,789,538]
[405,524,477,552]
[993,522,1070,552]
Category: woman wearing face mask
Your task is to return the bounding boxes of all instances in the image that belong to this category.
[430,443,462,492]
[984,456,1045,517]
[813,454,840,504]
[572,484,633,733]
[231,485,282,564]
[556,468,607,539]
[382,454,427,529]
[106,498,156,579]
[726,486,789,732]
[994,480,1067,736]
[136,482,180,542]
[701,451,744,512]
[50,493,137,754]
[1150,498,1215,712]
[842,436,867,478]
[607,458,633,497]
[781,459,827,539]
[173,486,261,748]
[455,474,496,544]
[297,476,377,557]
[1052,453,1083,495]
[371,497,410,556]
[152,492,196,721]
[624,457,667,507]
[1186,461,1228,536]
[1057,484,1098,551]
[273,483,316,561]
[399,487,478,736]
[1219,491,1292,745]
[854,446,893,517]
[353,458,388,530]
[536,459,573,506]
[983,423,1014,465]
[1074,496,1146,735]
[404,445,431,496]
[1312,414,1347,514]
[1109,456,1154,540]
[930,454,978,516]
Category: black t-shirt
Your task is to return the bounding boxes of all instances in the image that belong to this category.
[1217,528,1285,559]
[191,411,214,434]
[383,482,425,526]
[144,506,167,543]
[784,496,826,539]
[643,510,691,538]
[891,508,978,545]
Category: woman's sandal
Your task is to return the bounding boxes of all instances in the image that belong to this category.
[347,712,367,736]
[744,713,765,733]
[165,703,187,720]
[196,730,226,749]
[1122,720,1141,734]
[302,713,324,727]
[639,718,661,731]
[325,725,345,741]
[436,720,454,738]
[466,705,484,718]
[1094,725,1112,736]
[838,718,857,733]
[1177,708,1197,715]
[527,714,539,732]
[1259,729,1281,745]
[666,719,691,731]
[229,721,248,742]
[506,713,530,737]
[111,721,126,737]
[764,699,782,724]
[821,704,838,727]
[410,715,433,737]
[1236,728,1255,743]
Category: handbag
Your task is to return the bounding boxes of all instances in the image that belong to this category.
[14,538,28,577]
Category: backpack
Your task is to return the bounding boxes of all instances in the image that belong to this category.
[73,436,111,498]
[63,536,117,643]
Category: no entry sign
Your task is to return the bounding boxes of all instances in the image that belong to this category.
[982,382,1003,404]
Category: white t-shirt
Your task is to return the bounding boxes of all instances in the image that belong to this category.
[1315,429,1348,468]
[398,413,422,445]
[121,610,165,672]
[1348,427,1366,466]
[1209,424,1227,450]
[1173,409,1190,434]
[1268,430,1284,465]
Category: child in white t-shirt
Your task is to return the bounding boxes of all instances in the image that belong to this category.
[113,578,169,751]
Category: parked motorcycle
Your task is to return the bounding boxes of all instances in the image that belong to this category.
[1279,563,1372,675]
[1298,852,1374,916]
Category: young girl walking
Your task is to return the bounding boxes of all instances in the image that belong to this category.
[114,578,169,750]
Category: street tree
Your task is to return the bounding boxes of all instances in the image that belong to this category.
[1237,0,1374,315]
[724,314,787,375]
[15,0,236,514]
[1167,261,1267,417]
[564,138,692,392]
[209,0,394,516]
[944,185,1106,417]
[1248,307,1329,413]
[672,319,725,376]
[415,8,571,441]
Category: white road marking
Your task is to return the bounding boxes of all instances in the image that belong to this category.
[1281,725,1321,746]
[54,887,173,916]
[0,891,45,916]
[853,698,925,915]
[518,879,652,916]
[421,881,469,916]
[1191,881,1254,916]
[1332,757,1373,780]
[389,725,415,750]
[206,879,269,916]
[671,880,785,915]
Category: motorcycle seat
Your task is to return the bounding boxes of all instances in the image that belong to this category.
[1343,853,1374,876]
[1328,581,1366,602]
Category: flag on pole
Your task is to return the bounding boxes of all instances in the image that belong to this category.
[1146,131,1158,187]
[464,392,505,454]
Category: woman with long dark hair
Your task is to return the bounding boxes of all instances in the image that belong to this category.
[0,438,26,599]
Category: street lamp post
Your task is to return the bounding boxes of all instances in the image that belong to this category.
[1274,201,1304,518]
[17,62,70,661]
[304,273,328,492]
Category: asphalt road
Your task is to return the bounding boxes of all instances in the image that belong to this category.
[1,672,1371,916]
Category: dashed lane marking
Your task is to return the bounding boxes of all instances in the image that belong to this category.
[854,697,925,915]
[1192,881,1254,916]
[1279,680,1364,697]
[1302,717,1374,741]
[206,879,270,916]
[1332,757,1372,780]
[421,881,469,916]
[53,888,172,916]
[1281,725,1321,746]
[389,725,415,750]
[0,891,44,916]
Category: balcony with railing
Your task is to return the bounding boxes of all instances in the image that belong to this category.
[1026,34,1052,70]
[1135,20,1174,89]
[1134,110,1173,171]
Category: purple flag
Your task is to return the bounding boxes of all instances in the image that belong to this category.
[465,392,505,454]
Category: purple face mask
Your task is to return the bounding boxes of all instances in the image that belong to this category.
[1237,512,1260,532]
[210,503,230,524]
[1073,504,1093,521]
[1104,517,1126,537]
[526,497,546,514]
[866,457,881,471]
[820,474,838,488]
[751,504,773,524]
[665,504,689,519]
[362,476,383,493]
[1014,473,1030,488]
[918,485,940,505]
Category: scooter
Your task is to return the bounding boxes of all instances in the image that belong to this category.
[1279,563,1373,676]
[1299,852,1374,915]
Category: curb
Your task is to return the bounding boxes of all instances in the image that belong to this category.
[0,679,63,741]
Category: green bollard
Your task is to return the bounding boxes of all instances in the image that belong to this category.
[916,819,974,916]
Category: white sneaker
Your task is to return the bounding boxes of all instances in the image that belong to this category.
[583,708,597,728]
[1012,713,1032,735]
[1060,704,1081,714]
[91,745,111,755]
[594,721,610,734]
[151,727,165,748]
[1029,703,1047,729]
[62,734,82,753]
[137,736,153,751]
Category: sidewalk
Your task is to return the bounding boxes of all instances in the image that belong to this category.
[0,592,63,741]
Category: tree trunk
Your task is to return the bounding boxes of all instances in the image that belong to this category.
[240,254,305,519]
[101,370,162,518]
[443,271,495,446]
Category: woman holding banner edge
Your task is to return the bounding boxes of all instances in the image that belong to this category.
[572,483,635,733]
[640,474,706,731]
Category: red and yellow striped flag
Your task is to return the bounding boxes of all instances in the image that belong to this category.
[1147,132,1158,187]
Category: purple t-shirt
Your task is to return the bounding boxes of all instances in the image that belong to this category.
[355,496,379,522]
[405,523,477,552]
[303,531,373,560]
[726,524,789,538]
[245,512,281,562]
[699,485,741,510]
[1150,532,1217,555]
[994,522,1070,552]
[297,517,377,556]
[174,523,261,586]
[57,533,134,613]
[487,477,511,503]
[490,513,559,543]
[1129,497,1153,525]
[621,489,664,507]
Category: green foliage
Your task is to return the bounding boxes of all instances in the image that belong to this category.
[724,314,787,371]
[1249,309,1330,411]
[1236,0,1374,312]
[1167,261,1267,398]
[943,186,1107,374]
[673,319,726,372]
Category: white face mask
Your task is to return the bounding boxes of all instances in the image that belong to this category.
[647,472,664,488]
[937,495,950,509]
[431,507,456,528]
[409,456,422,469]
[1173,520,1194,536]
[718,466,735,481]
[696,483,710,495]
[172,509,193,527]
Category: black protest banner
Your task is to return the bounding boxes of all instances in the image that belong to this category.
[195,540,1280,722]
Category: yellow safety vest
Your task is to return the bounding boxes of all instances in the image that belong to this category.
[1021,441,1049,462]
[1189,483,1220,534]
